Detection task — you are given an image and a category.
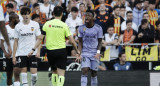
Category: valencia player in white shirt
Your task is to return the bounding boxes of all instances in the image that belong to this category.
[13,7,41,86]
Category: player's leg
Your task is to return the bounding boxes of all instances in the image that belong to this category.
[4,58,13,86]
[29,56,38,86]
[30,68,37,86]
[90,60,99,86]
[56,48,67,86]
[47,50,58,86]
[13,67,21,86]
[20,56,28,86]
[21,67,28,86]
[81,57,91,86]
[13,56,24,86]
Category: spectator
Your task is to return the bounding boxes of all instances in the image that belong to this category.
[113,52,132,71]
[94,0,112,14]
[118,20,137,45]
[155,20,160,43]
[137,19,155,43]
[95,3,112,34]
[121,11,138,32]
[40,0,55,20]
[50,0,61,6]
[133,0,143,26]
[143,12,150,21]
[148,0,158,29]
[32,3,47,24]
[5,3,14,23]
[103,26,119,60]
[143,0,149,11]
[120,5,126,20]
[78,3,86,24]
[65,7,83,35]
[105,5,124,36]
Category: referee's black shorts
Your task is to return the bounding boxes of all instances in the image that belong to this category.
[47,48,67,70]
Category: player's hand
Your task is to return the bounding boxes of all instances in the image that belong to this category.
[12,57,16,65]
[75,54,82,63]
[28,50,34,57]
[94,53,101,60]
[35,52,40,58]
[4,52,10,59]
[7,45,12,57]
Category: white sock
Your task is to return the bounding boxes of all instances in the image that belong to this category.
[9,85,13,86]
[31,73,38,86]
[21,73,28,86]
[14,81,20,86]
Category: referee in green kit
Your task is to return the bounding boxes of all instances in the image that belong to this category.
[28,6,80,86]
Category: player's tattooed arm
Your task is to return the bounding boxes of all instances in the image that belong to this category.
[97,38,102,51]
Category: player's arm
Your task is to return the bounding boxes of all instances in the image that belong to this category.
[1,39,10,58]
[68,36,80,54]
[13,38,18,65]
[78,37,83,54]
[35,36,42,58]
[28,34,44,57]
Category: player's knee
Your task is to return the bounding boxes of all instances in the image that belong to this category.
[82,68,89,75]
[14,70,20,79]
[91,70,97,77]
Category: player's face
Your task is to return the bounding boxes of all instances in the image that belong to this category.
[22,12,30,21]
[13,14,20,25]
[85,12,94,23]
[107,27,114,35]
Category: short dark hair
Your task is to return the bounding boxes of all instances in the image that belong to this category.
[71,7,78,12]
[80,3,85,6]
[20,7,31,15]
[86,9,95,17]
[120,5,126,9]
[126,11,132,15]
[32,14,40,20]
[141,19,148,25]
[118,52,125,58]
[113,5,120,10]
[126,20,132,24]
[143,12,148,16]
[53,6,63,17]
[9,12,16,22]
[6,3,14,8]
[149,0,155,4]
[134,0,143,6]
[33,3,39,8]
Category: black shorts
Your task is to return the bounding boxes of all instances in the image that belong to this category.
[47,48,67,70]
[14,55,38,68]
[3,58,13,71]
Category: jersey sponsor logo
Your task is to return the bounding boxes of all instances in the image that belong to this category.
[21,33,34,36]
[49,25,51,28]
[49,25,63,28]
[31,27,34,31]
